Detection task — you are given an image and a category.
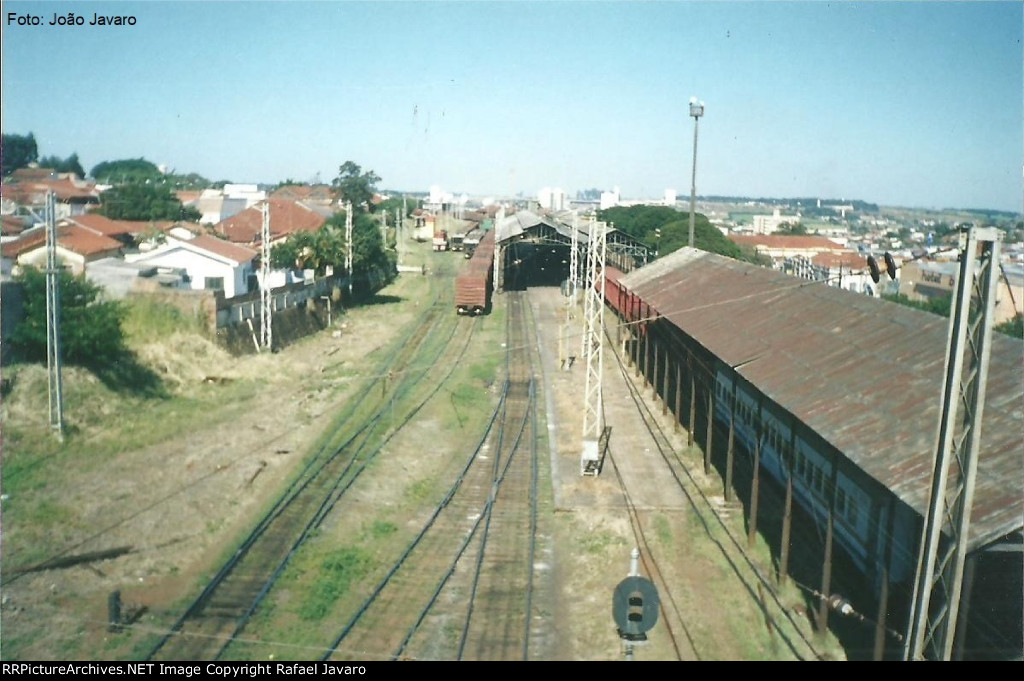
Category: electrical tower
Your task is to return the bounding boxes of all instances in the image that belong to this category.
[44,191,64,436]
[906,226,1002,660]
[580,219,608,476]
[570,210,580,310]
[345,202,354,297]
[560,210,580,370]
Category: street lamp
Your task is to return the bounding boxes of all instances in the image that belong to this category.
[688,96,705,249]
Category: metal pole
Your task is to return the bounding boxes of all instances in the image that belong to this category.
[688,114,699,248]
[687,98,703,249]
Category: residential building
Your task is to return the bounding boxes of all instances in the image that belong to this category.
[752,208,799,235]
[729,234,848,265]
[214,198,327,246]
[1,224,122,277]
[0,170,101,219]
[125,233,257,298]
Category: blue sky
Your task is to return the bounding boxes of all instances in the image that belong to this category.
[2,1,1021,212]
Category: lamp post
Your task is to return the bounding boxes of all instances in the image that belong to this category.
[688,96,705,249]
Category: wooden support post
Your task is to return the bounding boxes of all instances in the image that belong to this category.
[688,369,696,448]
[817,512,835,636]
[674,363,682,431]
[661,351,670,415]
[642,330,650,385]
[874,565,890,661]
[780,473,793,586]
[748,410,762,549]
[652,336,659,398]
[874,497,898,660]
[704,388,713,475]
[725,407,735,503]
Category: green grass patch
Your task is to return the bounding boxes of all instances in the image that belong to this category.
[298,546,375,621]
[405,478,435,506]
[366,519,398,540]
[121,297,206,344]
[578,530,626,555]
[652,514,673,547]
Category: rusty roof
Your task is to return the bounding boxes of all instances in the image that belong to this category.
[2,225,122,258]
[214,198,326,244]
[621,247,1024,551]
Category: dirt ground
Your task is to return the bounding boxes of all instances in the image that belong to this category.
[0,254,828,661]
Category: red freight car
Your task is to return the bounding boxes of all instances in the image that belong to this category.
[603,265,648,330]
[455,230,496,315]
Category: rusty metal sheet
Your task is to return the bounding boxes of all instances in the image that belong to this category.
[621,248,1024,550]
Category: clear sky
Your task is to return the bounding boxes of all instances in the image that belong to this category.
[2,1,1021,212]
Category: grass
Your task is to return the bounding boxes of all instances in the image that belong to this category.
[298,546,375,621]
[121,296,207,344]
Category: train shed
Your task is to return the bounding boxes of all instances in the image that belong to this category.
[493,209,649,291]
[613,246,1023,660]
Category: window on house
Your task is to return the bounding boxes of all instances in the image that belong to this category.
[204,276,224,291]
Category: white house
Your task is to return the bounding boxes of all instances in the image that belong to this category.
[126,233,257,298]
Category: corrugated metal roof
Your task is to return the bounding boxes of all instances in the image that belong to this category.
[621,247,1024,550]
[494,209,631,245]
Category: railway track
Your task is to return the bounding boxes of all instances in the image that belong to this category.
[319,290,547,661]
[602,319,826,662]
[145,267,477,661]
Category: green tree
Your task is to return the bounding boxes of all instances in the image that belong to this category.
[37,152,86,178]
[1,132,39,176]
[776,222,809,235]
[97,184,201,221]
[10,267,127,367]
[90,157,163,184]
[332,161,381,212]
[270,227,345,276]
[598,204,767,266]
[270,209,394,288]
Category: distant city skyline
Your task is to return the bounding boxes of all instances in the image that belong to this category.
[2,1,1021,213]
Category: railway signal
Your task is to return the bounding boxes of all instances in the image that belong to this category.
[613,549,660,659]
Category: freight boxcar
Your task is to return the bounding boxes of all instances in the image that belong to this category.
[455,230,495,315]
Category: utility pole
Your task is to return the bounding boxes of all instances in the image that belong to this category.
[906,226,1001,661]
[345,201,354,297]
[580,219,608,476]
[44,191,64,436]
[260,201,272,351]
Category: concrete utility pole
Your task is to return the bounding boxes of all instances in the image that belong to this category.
[580,220,608,476]
[260,201,272,351]
[906,226,1001,661]
[345,201,354,297]
[44,191,64,436]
